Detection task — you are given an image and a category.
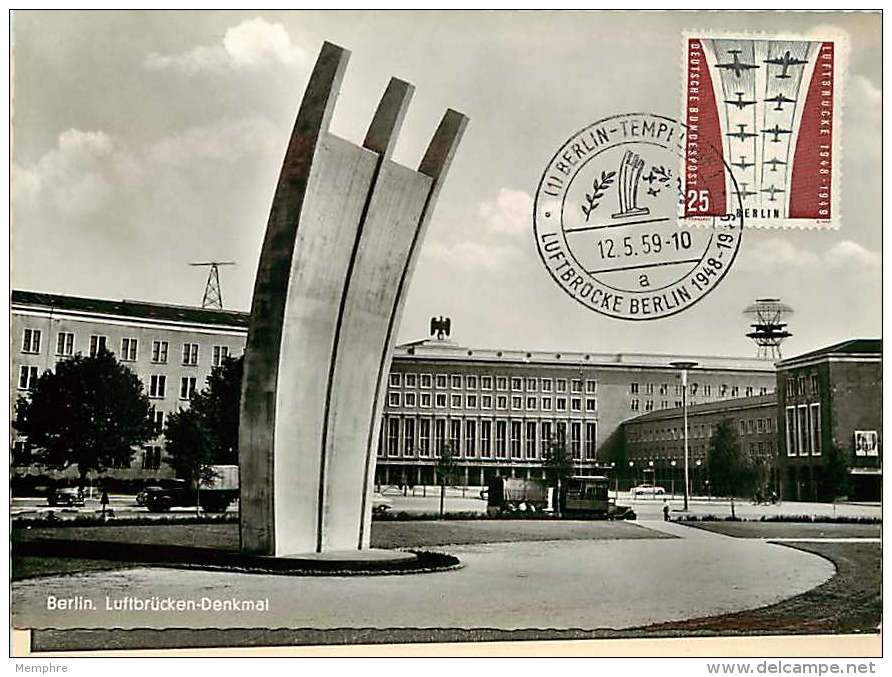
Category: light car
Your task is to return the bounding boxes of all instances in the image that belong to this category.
[630,484,666,497]
[371,492,392,516]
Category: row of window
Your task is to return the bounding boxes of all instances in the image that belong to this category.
[148,374,198,400]
[389,372,598,394]
[18,364,199,401]
[630,382,770,398]
[738,417,774,436]
[13,438,168,469]
[377,416,598,461]
[785,403,822,457]
[629,417,775,444]
[785,373,820,399]
[20,328,230,366]
[630,399,680,412]
[387,391,597,413]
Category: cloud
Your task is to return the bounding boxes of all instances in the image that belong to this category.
[824,240,880,270]
[421,240,520,271]
[14,115,281,226]
[151,117,281,166]
[144,18,307,75]
[739,236,878,274]
[478,188,533,235]
[846,74,881,141]
[14,129,139,218]
[739,236,820,270]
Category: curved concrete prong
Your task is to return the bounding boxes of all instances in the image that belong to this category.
[363,78,415,159]
[418,109,469,182]
[240,40,363,557]
[356,110,468,549]
[297,42,350,138]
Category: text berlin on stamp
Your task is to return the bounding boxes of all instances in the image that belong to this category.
[534,113,743,321]
[684,35,842,230]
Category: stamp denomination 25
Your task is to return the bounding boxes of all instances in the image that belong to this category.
[534,113,743,321]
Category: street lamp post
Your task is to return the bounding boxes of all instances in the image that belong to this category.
[670,361,698,511]
[670,460,676,498]
[610,462,617,500]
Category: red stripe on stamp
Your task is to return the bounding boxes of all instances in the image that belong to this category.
[789,42,834,219]
[685,38,726,217]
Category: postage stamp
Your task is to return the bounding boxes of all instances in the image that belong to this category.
[534,113,743,321]
[683,34,844,230]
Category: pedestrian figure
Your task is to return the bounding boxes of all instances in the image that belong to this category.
[100,489,110,521]
[662,500,670,521]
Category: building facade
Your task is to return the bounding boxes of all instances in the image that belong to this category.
[11,290,776,487]
[11,291,248,481]
[776,339,882,502]
[621,394,778,496]
[378,338,776,486]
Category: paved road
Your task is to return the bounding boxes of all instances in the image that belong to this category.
[12,520,834,631]
[12,492,880,521]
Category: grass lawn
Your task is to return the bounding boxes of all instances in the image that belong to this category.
[12,519,667,580]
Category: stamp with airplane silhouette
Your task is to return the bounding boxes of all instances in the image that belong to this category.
[533,113,743,321]
[683,34,844,230]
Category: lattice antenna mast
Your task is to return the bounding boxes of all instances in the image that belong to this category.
[743,298,793,360]
[189,261,236,310]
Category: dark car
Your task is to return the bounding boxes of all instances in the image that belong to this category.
[136,486,162,506]
[47,488,85,507]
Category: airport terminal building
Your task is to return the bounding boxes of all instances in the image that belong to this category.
[11,289,776,486]
[621,394,778,496]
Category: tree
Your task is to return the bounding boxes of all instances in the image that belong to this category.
[822,444,850,501]
[707,419,757,498]
[164,355,242,487]
[435,442,459,519]
[14,348,155,486]
[542,435,574,516]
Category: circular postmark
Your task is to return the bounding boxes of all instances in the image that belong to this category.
[533,113,743,321]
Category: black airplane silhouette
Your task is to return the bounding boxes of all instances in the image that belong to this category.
[762,124,792,142]
[765,93,796,111]
[764,51,808,79]
[725,92,757,109]
[716,50,759,78]
[764,158,787,172]
[735,183,757,200]
[761,184,785,201]
[732,155,755,170]
[727,124,758,141]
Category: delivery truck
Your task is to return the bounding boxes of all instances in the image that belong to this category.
[144,464,239,513]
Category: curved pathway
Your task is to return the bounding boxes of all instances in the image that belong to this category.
[12,521,834,631]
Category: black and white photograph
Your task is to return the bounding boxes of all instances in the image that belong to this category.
[7,7,883,665]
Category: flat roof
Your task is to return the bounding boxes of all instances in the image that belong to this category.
[394,338,775,372]
[777,338,882,368]
[624,393,777,425]
[12,289,249,329]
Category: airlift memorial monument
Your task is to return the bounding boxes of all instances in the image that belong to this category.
[238,42,467,557]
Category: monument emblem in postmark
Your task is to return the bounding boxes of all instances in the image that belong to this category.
[533,113,743,321]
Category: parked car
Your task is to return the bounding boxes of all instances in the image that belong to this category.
[136,486,163,506]
[630,484,666,497]
[372,492,392,516]
[47,488,85,507]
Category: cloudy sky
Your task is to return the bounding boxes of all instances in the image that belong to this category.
[11,10,881,359]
